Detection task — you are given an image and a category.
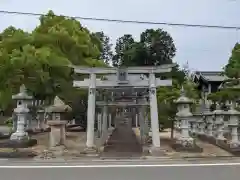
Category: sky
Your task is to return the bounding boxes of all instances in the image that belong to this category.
[0,0,240,71]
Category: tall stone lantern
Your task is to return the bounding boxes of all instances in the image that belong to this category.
[10,85,33,140]
[174,87,195,148]
[227,103,240,148]
[213,103,224,140]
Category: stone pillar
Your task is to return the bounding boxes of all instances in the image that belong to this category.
[102,102,108,132]
[149,73,161,153]
[108,113,112,128]
[97,112,102,138]
[101,104,108,144]
[36,109,45,131]
[139,106,145,143]
[47,121,67,147]
[135,113,138,128]
[86,73,96,150]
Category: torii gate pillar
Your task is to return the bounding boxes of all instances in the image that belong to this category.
[86,73,96,150]
[149,73,161,155]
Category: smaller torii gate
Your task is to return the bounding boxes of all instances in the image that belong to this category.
[72,64,174,155]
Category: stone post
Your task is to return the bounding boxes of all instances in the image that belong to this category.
[10,85,32,141]
[97,112,102,138]
[108,113,112,128]
[47,121,67,147]
[149,73,161,155]
[102,98,108,133]
[36,108,46,131]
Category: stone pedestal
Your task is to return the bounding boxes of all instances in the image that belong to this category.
[47,120,67,147]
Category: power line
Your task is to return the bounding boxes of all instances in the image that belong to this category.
[0,10,240,30]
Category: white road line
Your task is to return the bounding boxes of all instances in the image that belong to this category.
[0,162,240,168]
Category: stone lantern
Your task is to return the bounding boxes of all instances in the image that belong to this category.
[227,103,240,148]
[203,100,214,137]
[213,103,225,141]
[10,84,33,140]
[46,96,72,148]
[46,96,72,121]
[174,87,195,148]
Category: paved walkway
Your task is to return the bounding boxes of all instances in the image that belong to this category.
[101,126,142,158]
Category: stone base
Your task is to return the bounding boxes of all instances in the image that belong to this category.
[81,147,98,156]
[171,138,203,153]
[216,140,240,156]
[149,146,166,156]
[0,139,37,148]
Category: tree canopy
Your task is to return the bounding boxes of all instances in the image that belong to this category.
[0,10,106,110]
[208,43,240,103]
[112,29,176,67]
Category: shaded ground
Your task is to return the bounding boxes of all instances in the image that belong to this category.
[101,126,142,158]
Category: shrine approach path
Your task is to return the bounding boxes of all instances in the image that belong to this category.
[101,125,142,158]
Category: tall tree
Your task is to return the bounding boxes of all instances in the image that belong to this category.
[112,34,135,67]
[113,29,176,67]
[0,10,106,110]
[225,43,240,78]
[139,29,176,66]
[93,31,113,65]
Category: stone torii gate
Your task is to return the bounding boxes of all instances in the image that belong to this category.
[72,64,174,155]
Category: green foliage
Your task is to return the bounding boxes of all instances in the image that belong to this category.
[157,79,199,127]
[0,10,106,110]
[93,31,113,65]
[209,43,240,102]
[225,43,240,78]
[112,29,176,67]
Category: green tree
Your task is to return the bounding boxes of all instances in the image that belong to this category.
[93,31,113,65]
[0,10,106,110]
[112,34,135,67]
[225,43,240,78]
[113,29,176,67]
[208,43,240,103]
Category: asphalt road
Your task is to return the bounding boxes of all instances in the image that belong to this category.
[0,161,240,180]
